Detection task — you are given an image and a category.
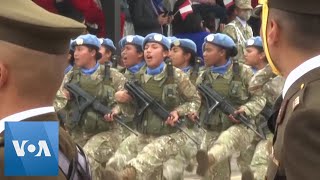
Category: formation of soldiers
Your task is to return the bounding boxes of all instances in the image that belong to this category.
[53,1,285,180]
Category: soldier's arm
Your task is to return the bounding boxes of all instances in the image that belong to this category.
[110,69,136,116]
[240,66,266,117]
[54,71,73,111]
[175,69,201,116]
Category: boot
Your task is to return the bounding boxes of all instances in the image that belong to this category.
[196,150,215,176]
[121,166,137,180]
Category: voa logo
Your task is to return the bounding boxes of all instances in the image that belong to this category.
[12,140,51,157]
[5,121,59,176]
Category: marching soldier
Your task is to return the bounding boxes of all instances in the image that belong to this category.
[195,33,265,179]
[98,38,116,65]
[164,38,204,179]
[55,34,128,180]
[105,33,201,180]
[241,36,285,180]
[120,35,145,79]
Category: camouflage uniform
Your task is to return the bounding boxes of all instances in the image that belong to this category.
[106,63,201,179]
[163,65,205,180]
[54,64,127,180]
[223,18,253,63]
[248,65,285,180]
[196,63,266,180]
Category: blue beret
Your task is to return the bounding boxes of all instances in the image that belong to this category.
[246,36,263,48]
[72,34,101,49]
[203,33,236,50]
[167,36,178,44]
[99,38,116,52]
[120,35,144,50]
[143,33,170,50]
[69,39,74,51]
[118,36,126,50]
[171,38,197,54]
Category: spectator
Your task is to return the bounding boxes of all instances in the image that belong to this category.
[191,0,228,32]
[172,1,209,61]
[121,0,135,36]
[130,0,171,36]
[33,0,106,37]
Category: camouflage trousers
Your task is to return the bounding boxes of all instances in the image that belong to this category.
[106,131,187,180]
[250,133,273,180]
[237,137,260,174]
[203,124,254,180]
[163,127,205,180]
[69,125,125,180]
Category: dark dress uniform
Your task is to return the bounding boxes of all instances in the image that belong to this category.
[0,1,88,179]
[262,0,320,179]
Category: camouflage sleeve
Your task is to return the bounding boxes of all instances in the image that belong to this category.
[222,25,238,43]
[111,68,126,91]
[240,65,266,117]
[53,71,73,111]
[195,70,206,85]
[110,69,135,116]
[263,76,285,103]
[175,68,201,116]
[248,67,272,96]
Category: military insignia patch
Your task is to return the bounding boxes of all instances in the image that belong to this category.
[247,39,255,46]
[154,34,163,41]
[292,96,300,110]
[126,35,134,43]
[173,40,180,46]
[76,38,84,45]
[99,38,103,44]
[206,34,215,42]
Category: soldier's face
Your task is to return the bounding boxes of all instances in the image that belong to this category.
[237,8,252,21]
[144,42,168,68]
[98,46,112,64]
[74,45,96,67]
[244,47,262,67]
[170,46,190,68]
[203,43,224,67]
[122,44,143,68]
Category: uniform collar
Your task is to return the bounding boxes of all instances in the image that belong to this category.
[283,54,320,98]
[210,59,232,75]
[181,66,192,73]
[128,61,145,74]
[0,106,55,134]
[81,62,99,75]
[146,61,165,75]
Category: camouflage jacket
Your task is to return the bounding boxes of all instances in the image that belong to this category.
[135,64,201,116]
[196,63,266,122]
[249,64,285,106]
[54,65,127,113]
[223,17,253,63]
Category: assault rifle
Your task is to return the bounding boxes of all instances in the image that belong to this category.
[125,81,200,146]
[197,84,266,139]
[65,83,138,136]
